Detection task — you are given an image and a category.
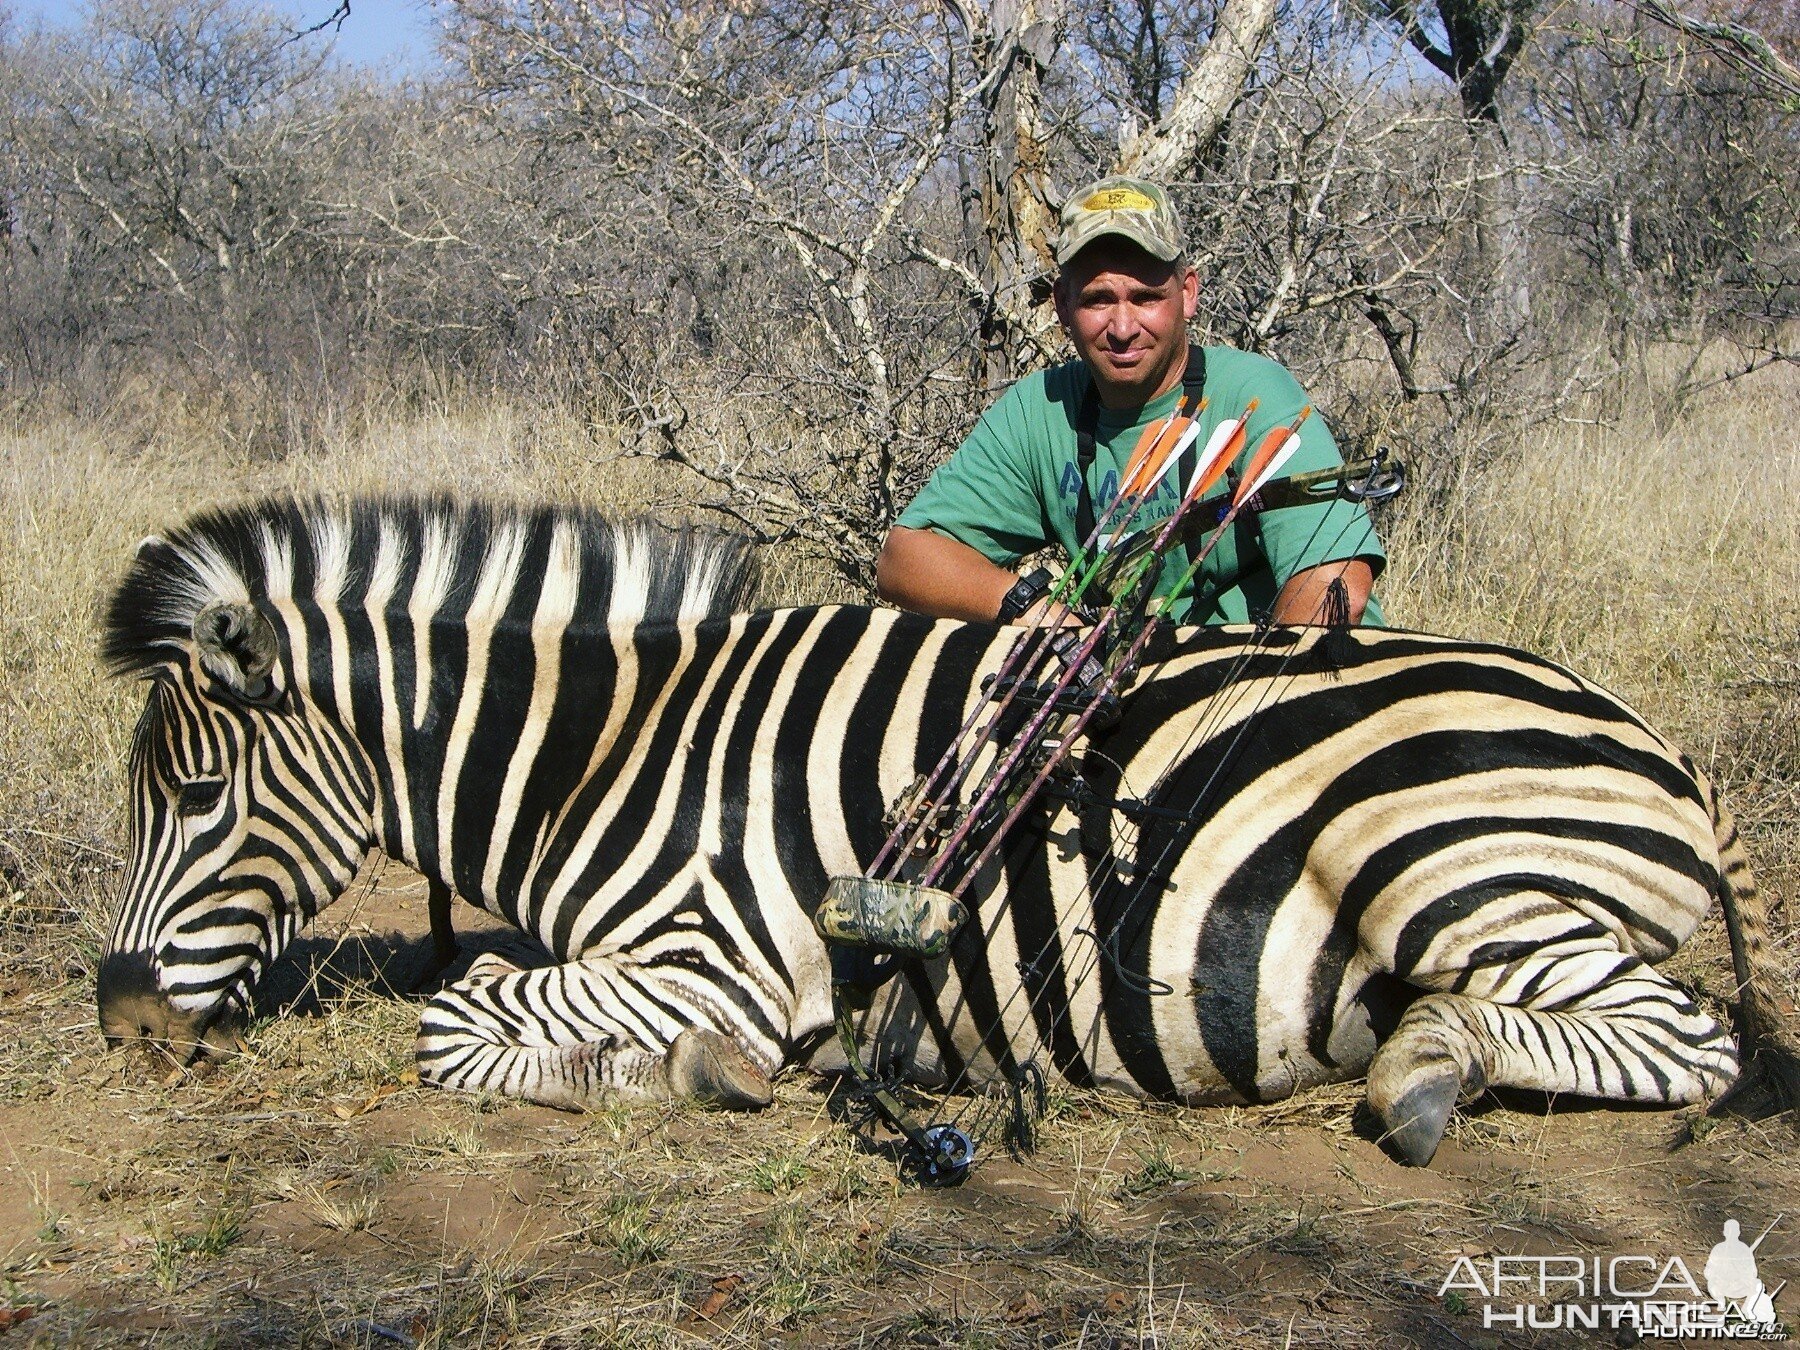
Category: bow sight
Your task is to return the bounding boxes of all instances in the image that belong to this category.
[817,435,1406,1185]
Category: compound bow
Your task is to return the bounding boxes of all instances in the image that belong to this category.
[816,411,1406,1183]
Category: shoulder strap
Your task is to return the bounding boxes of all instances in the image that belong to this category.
[1073,343,1207,547]
[1172,343,1207,514]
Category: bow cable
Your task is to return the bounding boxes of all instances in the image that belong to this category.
[936,464,1401,1132]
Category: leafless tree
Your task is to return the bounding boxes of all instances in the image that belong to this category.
[0,0,1792,552]
[1527,1,1800,420]
[433,0,1295,582]
[1365,0,1541,326]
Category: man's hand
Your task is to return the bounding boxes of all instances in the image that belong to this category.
[1269,558,1373,626]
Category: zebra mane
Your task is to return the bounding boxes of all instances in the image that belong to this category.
[101,495,761,678]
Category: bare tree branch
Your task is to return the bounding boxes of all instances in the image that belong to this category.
[1637,0,1800,99]
[1116,0,1277,179]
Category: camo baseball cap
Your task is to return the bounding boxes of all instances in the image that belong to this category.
[1053,175,1184,267]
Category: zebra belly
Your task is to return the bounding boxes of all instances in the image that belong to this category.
[834,944,1403,1103]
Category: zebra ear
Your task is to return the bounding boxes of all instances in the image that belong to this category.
[193,602,279,700]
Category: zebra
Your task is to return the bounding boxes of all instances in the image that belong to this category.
[96,495,1797,1167]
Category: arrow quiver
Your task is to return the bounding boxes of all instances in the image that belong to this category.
[820,430,1406,1184]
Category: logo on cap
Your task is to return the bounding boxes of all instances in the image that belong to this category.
[1081,188,1157,213]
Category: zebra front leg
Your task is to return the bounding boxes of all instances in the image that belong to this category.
[416,953,776,1111]
[1368,945,1739,1166]
[408,876,461,993]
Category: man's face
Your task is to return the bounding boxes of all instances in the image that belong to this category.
[1052,239,1198,410]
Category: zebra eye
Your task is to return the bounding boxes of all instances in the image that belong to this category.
[176,778,226,816]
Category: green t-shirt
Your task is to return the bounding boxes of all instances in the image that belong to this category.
[897,348,1386,625]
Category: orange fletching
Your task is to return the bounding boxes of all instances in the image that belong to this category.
[1120,407,1193,499]
[1232,405,1313,506]
[1237,427,1292,496]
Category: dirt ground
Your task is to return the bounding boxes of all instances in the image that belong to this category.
[2,863,1795,1348]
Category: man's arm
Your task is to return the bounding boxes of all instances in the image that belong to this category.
[1269,558,1373,625]
[882,527,1373,627]
[875,525,1019,623]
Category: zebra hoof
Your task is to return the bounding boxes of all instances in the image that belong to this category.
[667,1028,773,1110]
[1374,1065,1463,1167]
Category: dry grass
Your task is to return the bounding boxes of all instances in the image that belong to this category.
[1382,365,1800,910]
[0,368,1797,1344]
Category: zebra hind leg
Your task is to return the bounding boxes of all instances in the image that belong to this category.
[416,953,776,1112]
[1367,945,1739,1167]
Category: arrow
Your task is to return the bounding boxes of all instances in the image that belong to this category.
[1233,405,1313,506]
[867,394,1199,879]
[1127,404,1206,501]
[1100,412,1209,553]
[1185,399,1259,502]
[1118,398,1197,501]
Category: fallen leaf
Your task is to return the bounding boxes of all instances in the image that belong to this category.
[329,1083,404,1121]
[359,1083,402,1112]
[1102,1290,1134,1315]
[693,1274,743,1321]
[1005,1292,1044,1324]
[0,1307,39,1330]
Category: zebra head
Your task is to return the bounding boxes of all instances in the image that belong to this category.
[98,535,376,1063]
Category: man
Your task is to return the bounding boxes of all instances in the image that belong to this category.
[821,175,1387,991]
[876,175,1385,629]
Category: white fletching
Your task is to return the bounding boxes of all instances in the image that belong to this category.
[1137,417,1204,501]
[1099,418,1207,552]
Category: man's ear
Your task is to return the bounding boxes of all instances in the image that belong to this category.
[193,602,279,699]
[1180,266,1198,320]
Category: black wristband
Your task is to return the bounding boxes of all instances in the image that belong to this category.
[994,567,1052,623]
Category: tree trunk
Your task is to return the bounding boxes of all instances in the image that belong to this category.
[1463,110,1531,331]
[977,0,1061,390]
[970,0,1280,389]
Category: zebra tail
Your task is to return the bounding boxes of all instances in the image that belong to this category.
[1707,781,1800,1119]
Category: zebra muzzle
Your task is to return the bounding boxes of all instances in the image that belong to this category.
[96,951,249,1066]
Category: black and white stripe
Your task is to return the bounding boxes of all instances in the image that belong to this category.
[97,496,1795,1163]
